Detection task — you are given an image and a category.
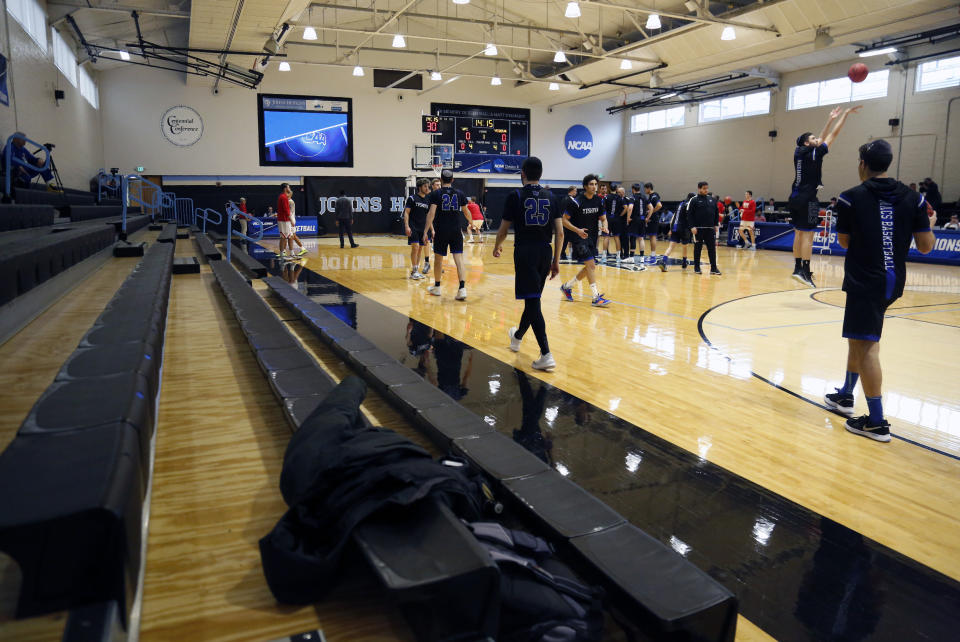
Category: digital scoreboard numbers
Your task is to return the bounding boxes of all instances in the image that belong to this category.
[429,103,530,174]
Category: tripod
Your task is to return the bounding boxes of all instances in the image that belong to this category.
[31,144,65,193]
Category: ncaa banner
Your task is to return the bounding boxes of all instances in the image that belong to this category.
[305,176,407,233]
[741,222,960,266]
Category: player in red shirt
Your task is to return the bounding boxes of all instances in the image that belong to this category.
[275,183,293,258]
[466,197,485,243]
[738,190,757,250]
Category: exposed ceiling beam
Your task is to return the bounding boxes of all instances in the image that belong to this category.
[578,0,781,34]
[340,0,422,62]
[46,1,189,20]
[308,25,659,64]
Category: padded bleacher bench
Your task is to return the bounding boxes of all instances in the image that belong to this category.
[571,523,738,641]
[157,223,177,243]
[173,257,200,274]
[70,205,122,222]
[229,245,267,278]
[0,424,144,624]
[0,204,55,231]
[195,233,221,260]
[353,498,499,641]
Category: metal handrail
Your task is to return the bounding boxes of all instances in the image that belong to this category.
[4,133,53,197]
[225,200,263,262]
[195,207,222,234]
[121,174,177,237]
[95,169,122,202]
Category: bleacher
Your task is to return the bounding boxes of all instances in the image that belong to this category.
[0,240,174,634]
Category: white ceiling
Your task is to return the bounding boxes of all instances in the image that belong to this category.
[55,0,960,104]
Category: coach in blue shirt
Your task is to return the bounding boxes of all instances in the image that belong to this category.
[1,132,56,189]
[824,139,935,443]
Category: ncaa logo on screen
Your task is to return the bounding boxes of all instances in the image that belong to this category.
[564,124,593,159]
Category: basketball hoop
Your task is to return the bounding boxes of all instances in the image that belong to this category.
[432,163,443,176]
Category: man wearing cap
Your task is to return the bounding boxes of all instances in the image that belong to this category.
[788,105,861,287]
[1,132,58,191]
[824,139,936,443]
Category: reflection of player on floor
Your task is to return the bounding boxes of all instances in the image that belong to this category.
[824,140,935,442]
[560,175,610,307]
[493,156,563,372]
[424,169,472,300]
[404,178,431,279]
[658,192,694,271]
[789,105,860,287]
[275,183,293,258]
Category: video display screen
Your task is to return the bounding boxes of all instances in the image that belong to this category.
[258,94,353,167]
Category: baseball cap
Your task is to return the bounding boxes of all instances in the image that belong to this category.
[858,139,893,172]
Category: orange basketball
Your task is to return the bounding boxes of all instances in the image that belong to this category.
[848,63,869,83]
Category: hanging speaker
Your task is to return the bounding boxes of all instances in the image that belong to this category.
[768,130,777,138]
[888,118,900,127]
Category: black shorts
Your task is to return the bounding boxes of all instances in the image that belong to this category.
[670,228,691,245]
[433,227,463,256]
[608,217,623,236]
[570,237,596,262]
[408,226,425,246]
[789,195,821,230]
[629,219,643,237]
[842,293,895,342]
[514,244,552,299]
[645,220,659,237]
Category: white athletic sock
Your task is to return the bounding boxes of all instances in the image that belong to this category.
[563,277,578,290]
[590,283,600,297]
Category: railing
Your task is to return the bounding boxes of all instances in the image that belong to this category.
[175,198,194,227]
[121,174,177,237]
[4,133,53,197]
[95,169,122,202]
[224,200,263,263]
[195,207,222,234]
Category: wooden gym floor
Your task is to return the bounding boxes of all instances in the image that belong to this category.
[1,230,957,640]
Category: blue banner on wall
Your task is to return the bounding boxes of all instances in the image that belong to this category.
[0,54,8,107]
[249,216,319,237]
[732,222,960,266]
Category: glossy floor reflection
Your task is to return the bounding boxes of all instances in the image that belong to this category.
[252,236,960,640]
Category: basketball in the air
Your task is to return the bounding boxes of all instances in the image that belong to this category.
[848,63,869,83]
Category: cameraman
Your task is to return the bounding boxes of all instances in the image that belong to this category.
[2,133,59,191]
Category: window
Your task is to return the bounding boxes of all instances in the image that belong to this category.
[787,70,889,110]
[52,29,78,88]
[916,55,960,92]
[78,66,99,109]
[699,90,771,123]
[6,0,47,51]
[630,106,684,133]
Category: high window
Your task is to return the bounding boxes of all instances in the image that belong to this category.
[699,90,770,123]
[916,55,960,92]
[630,106,685,133]
[52,28,78,88]
[6,0,47,51]
[787,70,889,110]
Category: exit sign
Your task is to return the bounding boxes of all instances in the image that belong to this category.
[136,166,144,172]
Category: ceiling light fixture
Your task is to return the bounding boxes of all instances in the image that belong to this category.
[565,2,581,18]
[554,50,567,63]
[119,50,130,60]
[859,46,898,57]
[620,58,632,70]
[721,26,736,41]
[813,27,834,50]
[278,61,291,71]
[353,65,364,76]
[549,82,560,90]
[453,0,470,4]
[484,42,498,56]
[660,92,678,99]
[303,26,317,40]
[646,14,661,30]
[491,75,501,85]
[392,33,406,48]
[431,70,442,80]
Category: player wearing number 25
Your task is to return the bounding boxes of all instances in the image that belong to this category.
[494,157,564,372]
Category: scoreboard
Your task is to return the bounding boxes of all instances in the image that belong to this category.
[425,103,530,173]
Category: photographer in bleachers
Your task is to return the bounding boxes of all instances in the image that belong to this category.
[2,133,60,192]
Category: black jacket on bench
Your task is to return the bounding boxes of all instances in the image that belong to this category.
[259,376,485,604]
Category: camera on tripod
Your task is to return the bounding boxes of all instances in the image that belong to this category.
[42,143,55,151]
[110,167,120,175]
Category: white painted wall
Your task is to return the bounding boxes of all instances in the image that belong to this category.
[622,55,960,203]
[0,3,104,189]
[98,64,622,184]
